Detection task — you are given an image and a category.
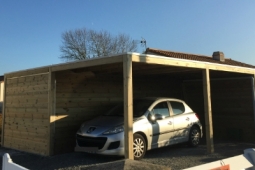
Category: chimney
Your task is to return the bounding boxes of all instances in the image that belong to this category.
[212,51,225,62]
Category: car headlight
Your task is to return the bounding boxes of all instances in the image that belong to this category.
[103,126,124,135]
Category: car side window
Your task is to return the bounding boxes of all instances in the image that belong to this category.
[152,102,170,117]
[170,101,185,115]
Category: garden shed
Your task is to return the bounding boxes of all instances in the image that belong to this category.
[2,49,255,158]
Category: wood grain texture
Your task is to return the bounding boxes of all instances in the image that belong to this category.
[3,73,50,155]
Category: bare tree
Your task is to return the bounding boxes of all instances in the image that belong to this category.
[60,28,138,61]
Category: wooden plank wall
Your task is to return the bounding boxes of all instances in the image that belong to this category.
[3,73,50,155]
[211,78,255,142]
[183,77,255,142]
[54,71,124,154]
[54,71,183,154]
[133,75,183,99]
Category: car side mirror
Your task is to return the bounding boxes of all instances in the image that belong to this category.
[149,113,165,122]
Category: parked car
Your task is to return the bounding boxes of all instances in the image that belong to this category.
[75,98,203,159]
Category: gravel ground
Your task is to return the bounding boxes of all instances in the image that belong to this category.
[0,140,254,170]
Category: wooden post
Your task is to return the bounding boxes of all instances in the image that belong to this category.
[123,54,134,159]
[252,75,255,130]
[48,68,56,155]
[202,68,214,153]
[1,76,7,146]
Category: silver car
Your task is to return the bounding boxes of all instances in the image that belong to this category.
[75,98,203,159]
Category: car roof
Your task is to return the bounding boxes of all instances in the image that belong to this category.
[136,97,185,103]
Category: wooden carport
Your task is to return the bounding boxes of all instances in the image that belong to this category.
[2,52,255,158]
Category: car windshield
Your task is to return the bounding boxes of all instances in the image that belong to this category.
[104,99,153,118]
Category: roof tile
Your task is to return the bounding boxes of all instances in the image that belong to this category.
[145,48,255,69]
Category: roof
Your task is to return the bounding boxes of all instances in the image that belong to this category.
[145,48,255,69]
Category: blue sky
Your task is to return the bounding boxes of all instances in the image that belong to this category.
[1,1,255,74]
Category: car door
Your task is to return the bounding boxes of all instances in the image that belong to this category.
[150,101,174,148]
[170,101,190,142]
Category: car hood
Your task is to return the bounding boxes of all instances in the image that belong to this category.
[78,116,124,136]
[85,116,124,127]
[78,116,144,136]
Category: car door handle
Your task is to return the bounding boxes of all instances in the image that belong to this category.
[186,117,190,121]
[168,121,172,125]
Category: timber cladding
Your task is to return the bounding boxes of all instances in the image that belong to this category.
[3,73,50,155]
[183,77,255,142]
[54,71,124,154]
[54,71,183,154]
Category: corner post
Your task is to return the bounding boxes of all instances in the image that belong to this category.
[1,75,7,146]
[123,54,134,159]
[202,68,214,153]
[48,68,56,155]
[252,75,255,133]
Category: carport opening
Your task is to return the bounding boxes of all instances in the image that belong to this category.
[52,62,255,155]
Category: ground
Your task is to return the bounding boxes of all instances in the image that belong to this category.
[0,140,254,170]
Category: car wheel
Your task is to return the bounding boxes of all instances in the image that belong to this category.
[188,126,200,147]
[133,134,146,160]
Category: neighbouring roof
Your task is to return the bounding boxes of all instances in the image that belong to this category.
[0,76,3,81]
[145,48,255,69]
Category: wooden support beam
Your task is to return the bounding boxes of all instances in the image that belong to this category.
[52,55,123,72]
[132,54,255,75]
[5,67,49,79]
[252,75,255,129]
[48,69,55,156]
[123,54,133,159]
[1,76,7,146]
[203,68,214,153]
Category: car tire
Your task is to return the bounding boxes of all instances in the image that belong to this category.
[133,134,146,160]
[188,126,200,147]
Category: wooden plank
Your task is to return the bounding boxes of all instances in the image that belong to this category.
[4,112,48,119]
[6,83,48,94]
[182,83,188,103]
[4,117,49,127]
[5,102,48,108]
[4,124,48,133]
[4,129,48,142]
[56,82,122,89]
[4,136,48,150]
[5,67,49,79]
[6,90,48,96]
[202,68,214,153]
[54,121,83,128]
[132,54,255,74]
[2,75,7,146]
[253,75,255,131]
[5,124,48,134]
[56,92,122,98]
[56,97,123,104]
[6,74,48,86]
[52,55,124,72]
[48,70,55,155]
[6,95,48,107]
[56,100,116,108]
[5,107,48,114]
[123,54,133,159]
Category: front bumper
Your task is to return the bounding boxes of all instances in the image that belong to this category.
[75,132,125,156]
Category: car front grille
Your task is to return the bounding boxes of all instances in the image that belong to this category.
[76,134,107,149]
